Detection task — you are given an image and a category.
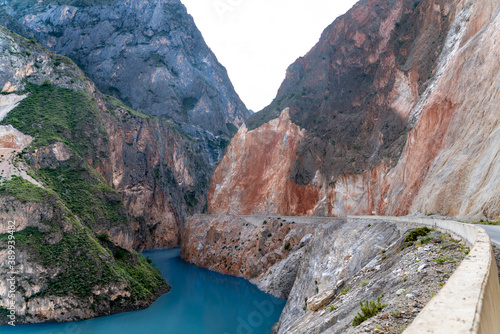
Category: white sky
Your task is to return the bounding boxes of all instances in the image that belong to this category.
[182,0,358,112]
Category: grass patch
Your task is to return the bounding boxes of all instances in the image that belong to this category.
[352,296,387,327]
[472,220,500,226]
[0,176,56,203]
[360,279,370,287]
[421,236,432,244]
[37,163,127,227]
[0,83,107,158]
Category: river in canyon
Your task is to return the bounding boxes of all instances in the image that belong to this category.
[3,249,285,334]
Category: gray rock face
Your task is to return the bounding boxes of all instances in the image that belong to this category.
[0,0,250,249]
[1,0,249,136]
[270,220,401,333]
[0,25,216,251]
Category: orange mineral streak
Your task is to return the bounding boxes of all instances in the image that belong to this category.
[379,98,456,216]
[208,0,500,221]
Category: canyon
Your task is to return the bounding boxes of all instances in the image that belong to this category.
[209,0,500,222]
[0,0,499,331]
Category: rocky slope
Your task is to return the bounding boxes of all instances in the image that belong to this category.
[209,0,500,222]
[181,215,318,285]
[0,0,252,249]
[0,0,249,136]
[0,25,172,324]
[182,215,468,333]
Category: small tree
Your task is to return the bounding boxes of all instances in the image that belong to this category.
[352,296,387,327]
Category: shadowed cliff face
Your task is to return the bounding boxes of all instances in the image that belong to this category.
[99,108,219,249]
[246,0,454,184]
[0,0,253,249]
[0,28,171,324]
[0,0,249,136]
[210,0,500,221]
[0,21,221,252]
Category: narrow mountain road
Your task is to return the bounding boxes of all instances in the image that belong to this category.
[478,224,500,246]
[196,213,500,248]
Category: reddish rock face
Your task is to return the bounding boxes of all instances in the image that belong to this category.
[0,125,32,149]
[209,109,321,216]
[209,0,500,221]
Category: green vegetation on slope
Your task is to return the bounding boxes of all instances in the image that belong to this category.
[472,220,500,226]
[0,176,56,203]
[37,163,127,227]
[0,31,169,316]
[352,296,387,327]
[1,83,126,227]
[0,82,107,158]
[1,225,168,301]
[404,227,431,242]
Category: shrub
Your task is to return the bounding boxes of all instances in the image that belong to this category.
[360,279,370,287]
[352,296,387,327]
[404,227,431,242]
[97,233,110,242]
[284,243,291,250]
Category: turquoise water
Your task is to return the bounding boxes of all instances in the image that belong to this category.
[2,249,286,334]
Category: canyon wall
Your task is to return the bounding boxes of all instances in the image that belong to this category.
[209,0,500,222]
[181,214,468,333]
[0,0,249,135]
[0,0,251,249]
[181,215,318,282]
[0,24,208,249]
[0,26,172,324]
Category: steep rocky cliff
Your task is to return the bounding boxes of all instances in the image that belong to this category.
[0,0,252,249]
[0,0,249,136]
[0,26,171,324]
[209,0,500,221]
[182,215,468,333]
[181,215,317,282]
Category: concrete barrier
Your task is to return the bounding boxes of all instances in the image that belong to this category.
[352,216,500,334]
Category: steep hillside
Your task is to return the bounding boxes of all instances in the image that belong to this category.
[0,0,249,136]
[0,0,253,250]
[0,26,209,249]
[182,215,468,333]
[209,0,500,221]
[0,27,170,324]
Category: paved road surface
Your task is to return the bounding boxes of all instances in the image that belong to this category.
[195,214,500,247]
[478,224,500,246]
